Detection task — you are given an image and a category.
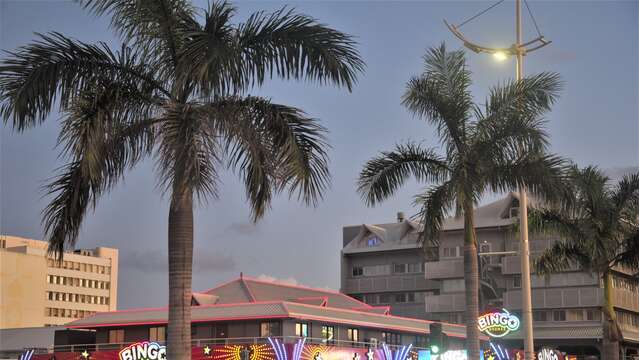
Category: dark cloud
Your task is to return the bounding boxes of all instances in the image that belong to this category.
[121,248,236,273]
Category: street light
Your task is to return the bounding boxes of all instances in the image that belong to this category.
[445,1,551,360]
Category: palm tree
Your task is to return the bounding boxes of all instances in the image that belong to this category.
[357,44,565,358]
[533,166,639,360]
[0,1,363,359]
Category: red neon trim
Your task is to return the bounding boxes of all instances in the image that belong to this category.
[295,296,328,307]
[66,315,290,329]
[350,306,391,315]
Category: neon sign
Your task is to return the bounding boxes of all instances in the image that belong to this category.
[477,309,520,338]
[537,349,564,360]
[118,341,166,360]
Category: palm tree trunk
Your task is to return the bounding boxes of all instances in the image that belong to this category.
[463,201,481,359]
[167,187,194,360]
[602,271,620,360]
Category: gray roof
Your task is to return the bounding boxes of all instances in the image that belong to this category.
[65,276,471,339]
[203,277,368,309]
[343,194,524,253]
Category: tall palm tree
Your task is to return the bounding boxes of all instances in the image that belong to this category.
[0,1,363,359]
[357,44,565,358]
[533,166,639,360]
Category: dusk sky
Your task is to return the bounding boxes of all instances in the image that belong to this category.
[1,0,637,309]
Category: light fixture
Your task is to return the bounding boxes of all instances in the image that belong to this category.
[492,51,508,62]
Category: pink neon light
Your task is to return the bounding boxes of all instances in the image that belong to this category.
[66,315,290,329]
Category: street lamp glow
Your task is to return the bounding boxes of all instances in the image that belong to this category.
[430,345,440,354]
[493,51,508,61]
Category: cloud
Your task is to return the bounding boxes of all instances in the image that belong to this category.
[224,222,259,237]
[255,274,301,286]
[121,248,236,273]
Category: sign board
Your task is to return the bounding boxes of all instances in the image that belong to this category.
[119,341,166,360]
[537,348,564,360]
[477,309,520,338]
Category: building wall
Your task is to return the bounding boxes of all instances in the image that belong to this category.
[0,235,119,329]
[0,250,47,328]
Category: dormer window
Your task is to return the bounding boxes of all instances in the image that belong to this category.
[367,236,381,247]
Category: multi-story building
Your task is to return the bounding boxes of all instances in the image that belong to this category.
[0,235,118,329]
[340,193,639,358]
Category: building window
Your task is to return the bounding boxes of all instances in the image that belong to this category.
[567,309,584,321]
[260,321,281,337]
[149,327,166,342]
[414,335,427,348]
[295,323,310,337]
[553,310,566,322]
[533,310,547,322]
[407,263,424,273]
[394,264,407,274]
[367,236,381,247]
[513,275,521,289]
[347,328,359,343]
[108,329,125,343]
[382,332,401,345]
[321,325,335,344]
[378,294,391,304]
[395,293,407,303]
[352,266,363,277]
[586,309,601,321]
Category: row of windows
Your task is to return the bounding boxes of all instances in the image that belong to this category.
[46,258,111,274]
[432,309,603,325]
[45,307,95,318]
[47,275,110,289]
[352,263,423,277]
[107,327,166,344]
[617,310,639,329]
[533,309,601,322]
[613,276,639,293]
[294,323,360,344]
[362,292,431,305]
[46,291,110,305]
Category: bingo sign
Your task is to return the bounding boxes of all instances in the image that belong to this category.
[119,341,167,360]
[537,348,564,360]
[477,309,520,338]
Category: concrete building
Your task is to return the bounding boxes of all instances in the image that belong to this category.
[0,235,118,329]
[340,193,639,358]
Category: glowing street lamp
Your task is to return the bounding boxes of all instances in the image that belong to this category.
[445,1,552,360]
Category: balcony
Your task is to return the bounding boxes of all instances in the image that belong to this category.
[424,259,463,280]
[342,274,437,293]
[503,287,603,309]
[424,293,466,313]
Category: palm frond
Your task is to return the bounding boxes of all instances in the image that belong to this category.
[156,102,221,203]
[612,172,639,214]
[237,6,364,91]
[179,3,364,96]
[79,0,196,71]
[401,43,472,156]
[199,96,329,220]
[0,32,168,130]
[534,239,592,276]
[44,93,157,260]
[358,142,449,206]
[482,151,570,205]
[414,181,455,248]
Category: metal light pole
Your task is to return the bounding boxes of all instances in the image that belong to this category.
[445,2,551,359]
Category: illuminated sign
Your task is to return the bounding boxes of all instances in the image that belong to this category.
[431,350,467,360]
[537,349,564,360]
[119,342,166,360]
[477,309,520,338]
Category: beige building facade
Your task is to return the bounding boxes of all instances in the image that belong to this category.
[0,235,118,329]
